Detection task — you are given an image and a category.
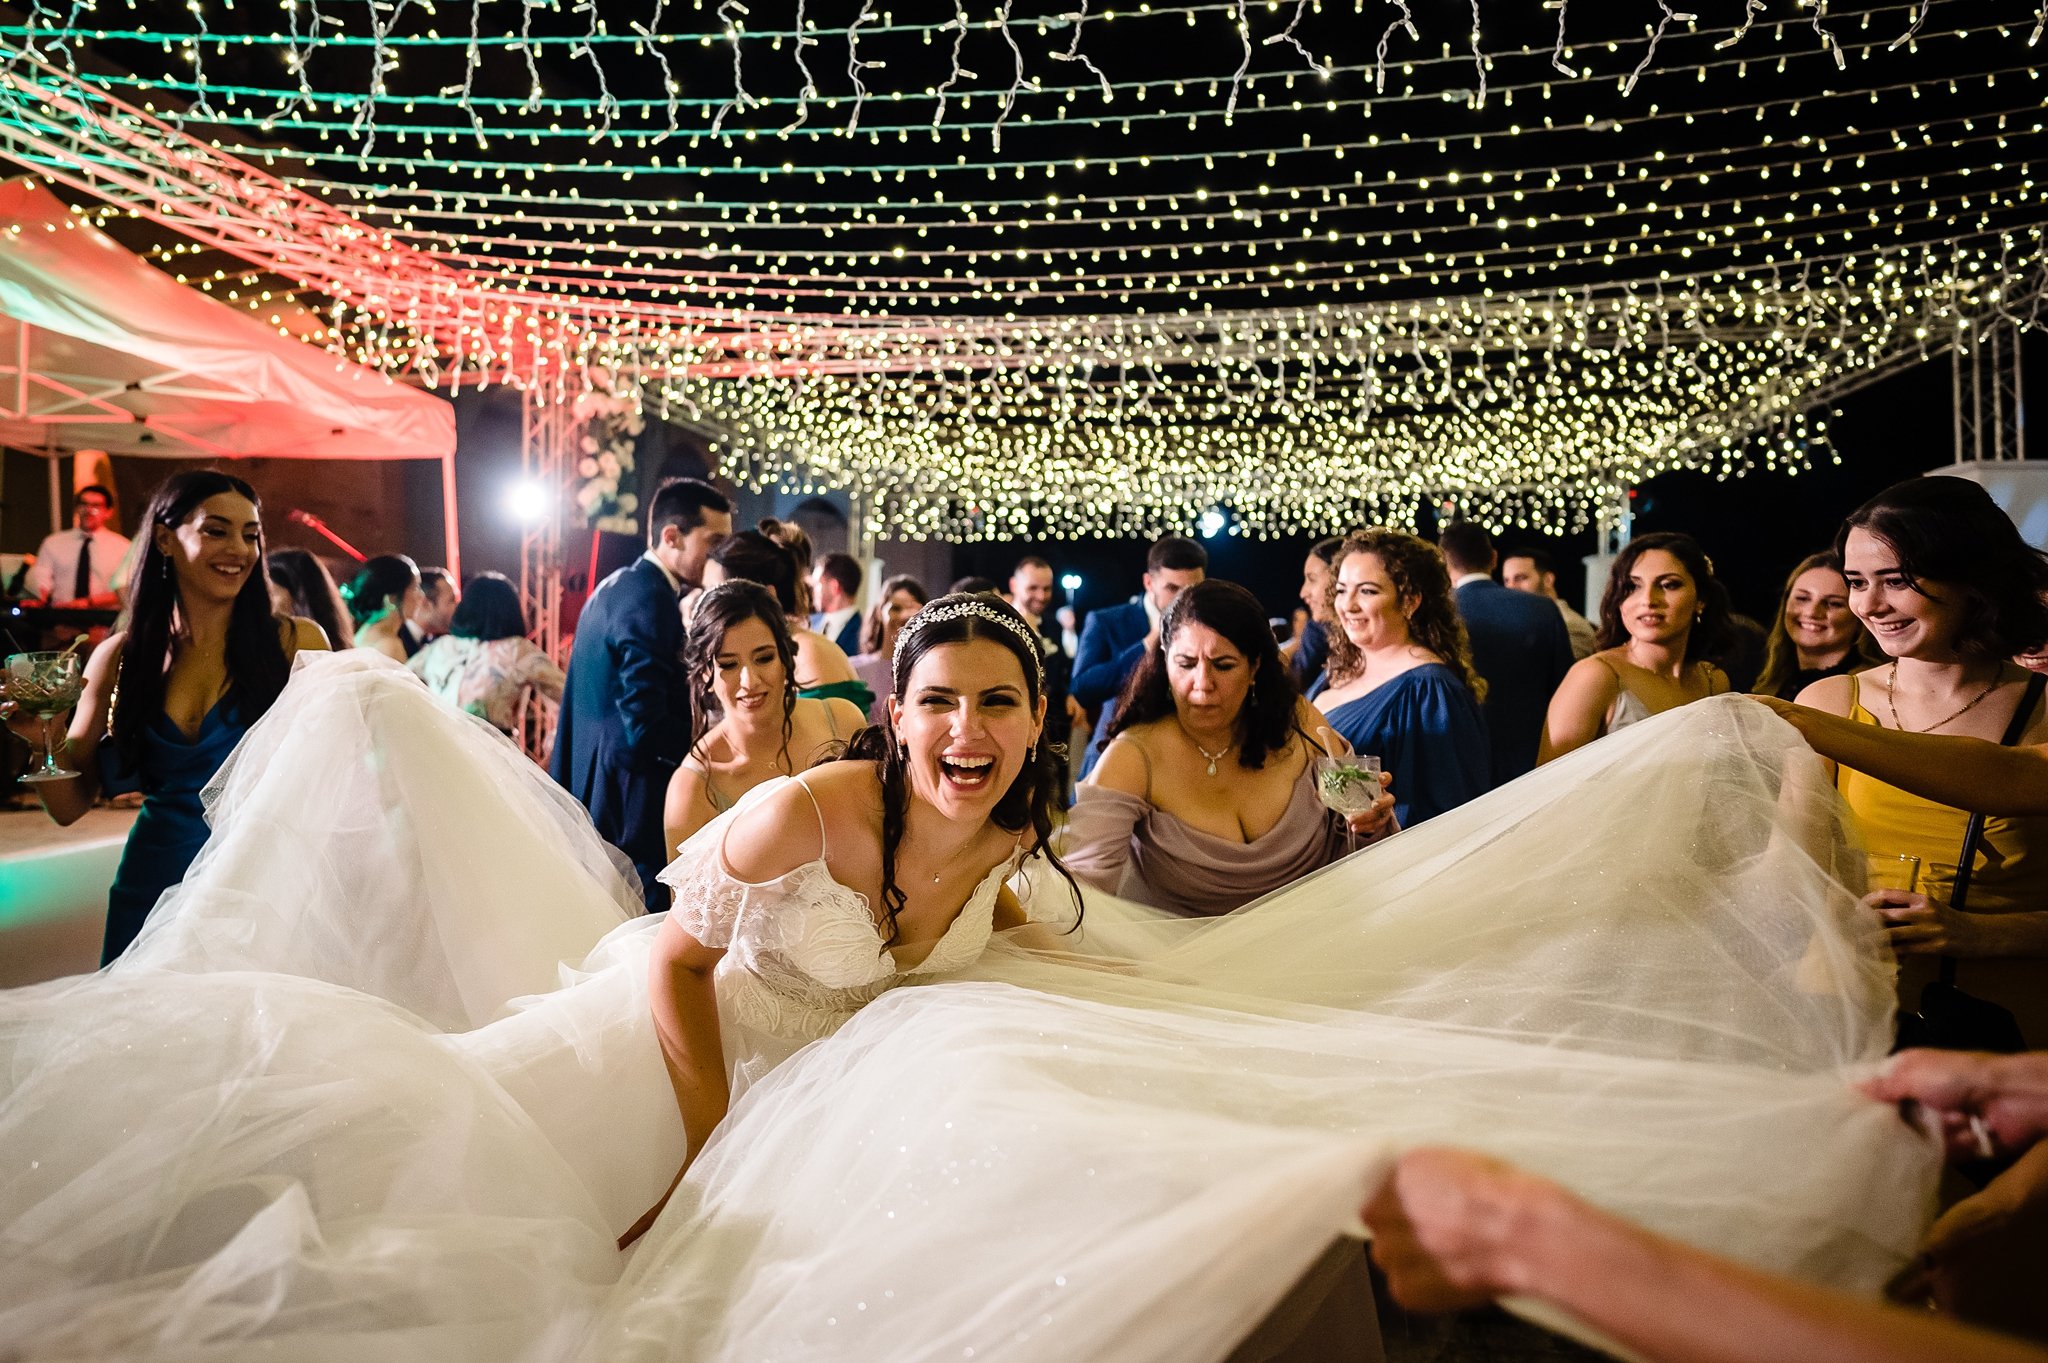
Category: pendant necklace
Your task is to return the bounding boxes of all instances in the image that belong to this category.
[1179,722,1235,776]
[1887,661,2001,734]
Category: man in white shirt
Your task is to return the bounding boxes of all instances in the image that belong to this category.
[1502,549,1598,661]
[807,553,864,655]
[27,485,131,609]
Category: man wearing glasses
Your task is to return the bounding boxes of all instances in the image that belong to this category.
[26,485,132,610]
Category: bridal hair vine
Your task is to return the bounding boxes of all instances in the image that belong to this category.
[893,599,1045,689]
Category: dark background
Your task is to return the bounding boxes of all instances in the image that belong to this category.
[6,1,2042,622]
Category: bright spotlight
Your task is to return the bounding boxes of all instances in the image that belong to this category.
[507,480,550,524]
[1059,572,1083,593]
[1198,507,1227,539]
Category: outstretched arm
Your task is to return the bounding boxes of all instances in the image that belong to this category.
[1364,1147,2048,1363]
[623,916,730,1247]
[1062,737,1146,892]
[625,777,831,1246]
[1758,694,2048,817]
[10,633,123,826]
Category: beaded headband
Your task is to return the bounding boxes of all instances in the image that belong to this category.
[892,599,1045,690]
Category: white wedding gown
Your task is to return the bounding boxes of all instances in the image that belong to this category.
[0,653,1938,1362]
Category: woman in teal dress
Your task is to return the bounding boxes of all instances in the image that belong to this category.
[1310,528,1490,827]
[12,471,326,963]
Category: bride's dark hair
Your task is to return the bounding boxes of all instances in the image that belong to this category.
[838,592,1080,943]
[685,581,801,758]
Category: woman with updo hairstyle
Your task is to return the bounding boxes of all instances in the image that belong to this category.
[266,547,352,651]
[663,581,867,850]
[1539,531,1732,763]
[1066,579,1395,916]
[1311,529,1490,826]
[1753,551,1879,700]
[342,553,423,661]
[850,573,930,724]
[631,592,1079,1241]
[757,517,816,615]
[7,470,327,961]
[703,529,870,713]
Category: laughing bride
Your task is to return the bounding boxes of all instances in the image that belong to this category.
[0,594,1934,1362]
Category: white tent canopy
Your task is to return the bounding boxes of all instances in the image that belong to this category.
[0,177,460,570]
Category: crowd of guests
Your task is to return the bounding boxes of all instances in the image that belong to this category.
[10,464,2048,1360]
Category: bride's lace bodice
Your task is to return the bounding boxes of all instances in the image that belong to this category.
[657,778,1012,1044]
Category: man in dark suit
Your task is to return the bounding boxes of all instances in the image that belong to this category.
[399,567,458,658]
[552,477,733,911]
[1006,556,1086,799]
[1439,521,1574,788]
[1071,535,1208,779]
[808,552,865,656]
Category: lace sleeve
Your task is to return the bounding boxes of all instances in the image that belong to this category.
[654,827,754,949]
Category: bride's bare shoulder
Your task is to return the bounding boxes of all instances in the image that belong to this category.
[722,775,842,880]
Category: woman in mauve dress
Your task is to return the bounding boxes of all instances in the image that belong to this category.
[1062,579,1395,916]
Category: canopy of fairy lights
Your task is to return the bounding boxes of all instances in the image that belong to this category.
[1,0,2043,537]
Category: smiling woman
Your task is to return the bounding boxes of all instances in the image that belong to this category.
[1312,530,1491,825]
[663,580,865,851]
[4,470,327,962]
[1754,551,1880,701]
[626,592,1081,1242]
[1786,476,2048,1044]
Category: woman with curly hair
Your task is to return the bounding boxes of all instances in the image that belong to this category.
[1065,580,1396,915]
[1539,532,1732,764]
[1311,529,1490,826]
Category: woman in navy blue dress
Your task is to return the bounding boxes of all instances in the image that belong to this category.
[13,471,326,963]
[1310,529,1490,827]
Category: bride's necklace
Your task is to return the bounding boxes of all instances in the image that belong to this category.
[1886,661,2001,734]
[1177,720,1236,776]
[912,832,979,885]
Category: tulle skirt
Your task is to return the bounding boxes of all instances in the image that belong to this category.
[0,652,1938,1360]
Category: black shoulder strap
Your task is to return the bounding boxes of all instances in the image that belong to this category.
[1941,671,2046,982]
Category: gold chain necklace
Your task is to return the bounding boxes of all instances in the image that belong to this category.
[1886,661,2002,734]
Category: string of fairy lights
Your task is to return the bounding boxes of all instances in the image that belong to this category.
[0,0,2044,537]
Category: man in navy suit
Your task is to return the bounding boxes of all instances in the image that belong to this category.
[1071,535,1207,779]
[1439,522,1573,788]
[552,477,733,911]
[807,552,865,656]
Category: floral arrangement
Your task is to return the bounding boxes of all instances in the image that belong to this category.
[571,390,647,534]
